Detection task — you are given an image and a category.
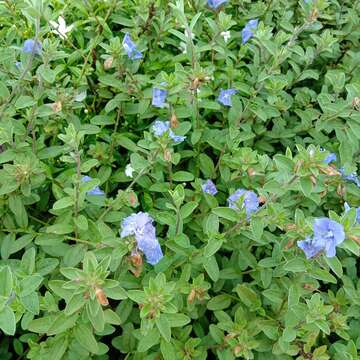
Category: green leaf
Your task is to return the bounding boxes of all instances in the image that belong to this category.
[180,201,198,219]
[156,315,171,342]
[138,328,160,352]
[0,307,16,335]
[160,339,176,360]
[172,171,194,182]
[324,256,343,278]
[207,295,231,310]
[74,324,99,354]
[52,197,74,210]
[300,177,313,197]
[203,255,219,282]
[212,207,238,222]
[0,266,13,297]
[235,285,261,310]
[204,237,223,257]
[283,258,307,272]
[310,268,337,284]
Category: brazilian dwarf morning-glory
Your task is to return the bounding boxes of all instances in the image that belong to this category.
[120,212,163,265]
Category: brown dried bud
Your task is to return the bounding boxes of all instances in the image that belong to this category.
[285,240,294,250]
[170,113,179,128]
[349,235,360,245]
[319,190,327,198]
[164,148,172,161]
[285,224,297,231]
[310,8,319,22]
[51,101,62,113]
[104,56,114,70]
[233,345,242,357]
[294,160,304,173]
[129,191,138,207]
[247,168,256,177]
[258,195,266,204]
[192,77,200,89]
[319,166,340,176]
[130,253,143,267]
[95,287,109,306]
[310,175,317,186]
[187,288,196,304]
[337,184,346,197]
[352,97,360,108]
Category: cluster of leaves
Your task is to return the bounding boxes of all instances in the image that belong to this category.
[0,0,360,359]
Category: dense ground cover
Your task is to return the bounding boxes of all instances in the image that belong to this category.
[0,0,360,359]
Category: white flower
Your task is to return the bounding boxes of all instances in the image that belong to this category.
[49,16,74,40]
[125,164,134,178]
[221,31,231,43]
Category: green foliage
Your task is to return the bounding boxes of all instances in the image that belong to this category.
[0,0,360,359]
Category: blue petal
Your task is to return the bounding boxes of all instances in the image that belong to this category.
[22,39,42,55]
[207,0,228,9]
[297,237,323,259]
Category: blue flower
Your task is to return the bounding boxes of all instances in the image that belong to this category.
[344,202,360,223]
[152,84,168,108]
[228,189,259,218]
[120,212,163,265]
[22,39,42,55]
[218,88,237,107]
[122,33,143,60]
[202,180,217,195]
[297,237,324,259]
[151,120,186,143]
[207,0,228,9]
[241,19,258,44]
[298,218,345,259]
[320,148,337,164]
[339,167,360,187]
[81,175,105,196]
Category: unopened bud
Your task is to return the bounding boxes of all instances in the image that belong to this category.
[51,101,62,113]
[285,240,294,250]
[170,113,179,128]
[285,224,296,231]
[95,287,109,306]
[104,56,113,70]
[192,77,200,89]
[130,252,143,267]
[294,160,304,173]
[320,190,327,198]
[164,148,172,161]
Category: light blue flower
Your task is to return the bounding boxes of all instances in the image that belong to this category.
[344,202,360,223]
[207,0,228,9]
[339,167,360,187]
[22,39,42,55]
[122,33,143,60]
[241,19,258,44]
[151,120,186,143]
[152,83,168,108]
[120,212,163,265]
[228,189,259,218]
[81,175,105,196]
[298,218,345,259]
[217,88,237,107]
[202,180,217,195]
[320,148,337,164]
[297,237,324,259]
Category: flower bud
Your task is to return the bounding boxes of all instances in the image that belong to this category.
[310,175,317,186]
[95,287,109,306]
[129,191,138,207]
[187,288,196,304]
[319,166,340,176]
[352,97,360,108]
[170,113,179,128]
[337,184,346,197]
[233,345,242,357]
[104,56,114,70]
[51,101,62,113]
[310,8,319,22]
[164,148,172,161]
[247,168,256,177]
[258,195,266,204]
